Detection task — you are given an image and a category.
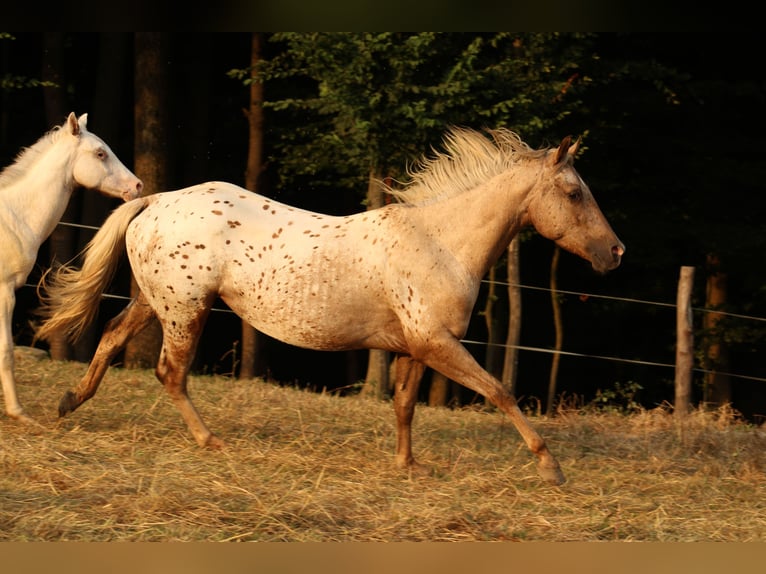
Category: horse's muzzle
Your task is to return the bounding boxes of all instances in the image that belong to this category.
[592,241,625,273]
[611,242,625,267]
[122,180,144,202]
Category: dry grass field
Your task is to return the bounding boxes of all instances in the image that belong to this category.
[1,348,765,542]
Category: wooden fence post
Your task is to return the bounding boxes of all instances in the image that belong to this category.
[675,266,695,417]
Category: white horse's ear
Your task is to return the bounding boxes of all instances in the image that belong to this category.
[77,113,89,131]
[554,135,572,164]
[65,112,80,136]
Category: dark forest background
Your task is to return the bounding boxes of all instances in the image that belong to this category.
[2,32,765,421]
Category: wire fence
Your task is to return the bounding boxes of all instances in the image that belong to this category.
[22,220,766,386]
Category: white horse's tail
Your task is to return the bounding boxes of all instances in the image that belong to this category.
[34,196,152,344]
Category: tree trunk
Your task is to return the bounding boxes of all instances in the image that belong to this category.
[41,32,73,361]
[546,246,563,416]
[124,33,168,369]
[703,254,731,407]
[363,347,391,400]
[502,236,522,395]
[360,170,390,399]
[74,32,131,363]
[482,264,503,407]
[427,370,462,407]
[428,371,449,406]
[483,264,504,377]
[239,33,266,380]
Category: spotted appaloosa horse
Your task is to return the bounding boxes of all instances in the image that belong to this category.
[36,128,623,485]
[0,112,142,423]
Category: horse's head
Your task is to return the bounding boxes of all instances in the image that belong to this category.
[525,136,624,274]
[66,112,143,202]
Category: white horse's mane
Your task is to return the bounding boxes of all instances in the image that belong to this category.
[387,127,548,206]
[0,125,64,190]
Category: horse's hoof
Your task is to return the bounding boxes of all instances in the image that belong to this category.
[9,412,43,428]
[395,458,431,477]
[537,460,566,486]
[407,461,431,477]
[204,434,225,449]
[58,391,79,417]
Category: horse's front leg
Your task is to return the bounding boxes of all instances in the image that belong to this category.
[392,354,426,470]
[59,294,155,417]
[0,286,33,423]
[418,336,566,486]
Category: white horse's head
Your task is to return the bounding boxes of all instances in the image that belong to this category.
[66,112,143,202]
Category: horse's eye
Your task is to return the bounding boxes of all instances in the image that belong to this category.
[96,149,107,161]
[567,188,582,202]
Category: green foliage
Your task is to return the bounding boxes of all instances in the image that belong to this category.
[0,74,55,91]
[1,33,57,92]
[591,381,644,414]
[229,32,600,197]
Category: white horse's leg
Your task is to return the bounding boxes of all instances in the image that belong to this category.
[59,294,156,417]
[417,334,566,485]
[0,286,30,422]
[392,354,427,470]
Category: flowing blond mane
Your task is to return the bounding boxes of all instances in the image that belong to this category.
[0,125,63,190]
[388,127,548,206]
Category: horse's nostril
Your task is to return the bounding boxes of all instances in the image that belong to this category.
[612,244,625,258]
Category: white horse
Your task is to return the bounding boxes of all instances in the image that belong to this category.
[0,112,142,422]
[36,128,623,485]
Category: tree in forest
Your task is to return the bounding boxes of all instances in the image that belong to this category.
[74,33,133,363]
[546,246,563,415]
[124,33,168,369]
[40,32,74,362]
[702,253,731,407]
[237,33,267,380]
[502,236,523,395]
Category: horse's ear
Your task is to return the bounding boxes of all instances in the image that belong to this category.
[77,113,89,131]
[568,136,581,158]
[66,112,80,137]
[554,135,572,164]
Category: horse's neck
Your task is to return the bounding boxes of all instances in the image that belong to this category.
[1,148,75,246]
[411,171,531,280]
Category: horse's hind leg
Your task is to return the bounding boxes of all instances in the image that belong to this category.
[155,305,223,449]
[392,354,426,470]
[59,293,156,417]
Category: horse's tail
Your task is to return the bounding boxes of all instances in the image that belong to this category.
[34,196,152,344]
